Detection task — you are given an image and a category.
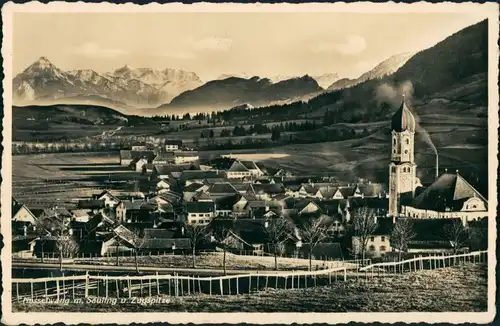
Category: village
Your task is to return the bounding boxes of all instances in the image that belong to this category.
[11,100,489,270]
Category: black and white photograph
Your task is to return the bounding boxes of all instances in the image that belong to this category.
[1,2,497,324]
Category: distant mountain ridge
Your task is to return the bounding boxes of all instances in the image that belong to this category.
[13,58,203,109]
[159,75,323,110]
[327,52,413,91]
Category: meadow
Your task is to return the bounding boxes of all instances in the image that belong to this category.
[13,264,487,312]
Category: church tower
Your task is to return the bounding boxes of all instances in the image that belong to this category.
[388,97,417,217]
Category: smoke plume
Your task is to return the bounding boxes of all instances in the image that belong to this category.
[375,80,437,155]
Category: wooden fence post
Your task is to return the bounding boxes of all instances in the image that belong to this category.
[44,281,48,299]
[265,275,269,290]
[219,278,223,295]
[56,280,60,300]
[236,276,239,295]
[249,275,252,293]
[116,279,120,298]
[156,273,160,295]
[275,275,279,289]
[85,272,89,298]
[105,276,109,298]
[343,268,347,282]
[128,277,132,298]
[187,276,190,295]
[149,277,152,297]
[198,277,202,295]
[209,278,212,296]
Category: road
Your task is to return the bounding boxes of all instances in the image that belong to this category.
[12,261,346,276]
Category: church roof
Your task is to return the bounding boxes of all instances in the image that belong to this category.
[413,173,487,211]
[391,99,416,132]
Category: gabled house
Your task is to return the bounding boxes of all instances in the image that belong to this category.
[120,150,133,166]
[215,194,241,217]
[352,217,393,258]
[135,158,149,172]
[165,139,183,151]
[116,200,156,224]
[153,151,175,165]
[77,200,105,213]
[12,199,37,225]
[186,202,216,225]
[226,160,253,179]
[183,183,210,201]
[93,191,120,209]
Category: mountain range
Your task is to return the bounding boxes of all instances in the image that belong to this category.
[13,59,203,109]
[14,51,411,112]
[327,52,413,91]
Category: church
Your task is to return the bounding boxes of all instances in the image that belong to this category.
[387,99,488,225]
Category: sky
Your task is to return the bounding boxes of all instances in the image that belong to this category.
[13,12,488,81]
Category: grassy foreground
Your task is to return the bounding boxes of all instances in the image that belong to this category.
[13,264,487,312]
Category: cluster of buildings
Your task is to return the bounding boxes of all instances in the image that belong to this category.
[11,100,489,262]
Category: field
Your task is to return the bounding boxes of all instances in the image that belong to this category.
[73,252,346,271]
[12,152,143,207]
[13,264,487,312]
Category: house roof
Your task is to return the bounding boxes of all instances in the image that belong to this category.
[130,150,156,162]
[300,242,343,260]
[144,228,176,239]
[184,183,206,192]
[154,164,186,176]
[373,218,394,236]
[174,151,199,158]
[94,190,120,201]
[120,150,132,159]
[358,183,386,197]
[121,200,156,210]
[206,182,238,194]
[141,238,191,250]
[391,99,416,133]
[413,173,487,211]
[78,200,105,209]
[252,183,285,194]
[165,140,183,146]
[180,170,223,181]
[113,225,139,247]
[186,201,215,213]
[215,194,242,211]
[228,161,250,172]
[240,160,260,171]
[153,152,175,161]
[339,186,356,198]
[41,207,72,218]
[85,213,114,234]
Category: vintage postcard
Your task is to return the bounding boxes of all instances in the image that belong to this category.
[1,2,498,325]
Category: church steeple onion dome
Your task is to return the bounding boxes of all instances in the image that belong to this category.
[391,97,416,132]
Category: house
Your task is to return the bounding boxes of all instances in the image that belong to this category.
[135,158,149,172]
[70,209,92,223]
[120,150,133,166]
[186,202,215,225]
[77,200,105,213]
[401,172,488,224]
[165,139,183,151]
[183,183,210,201]
[93,191,120,209]
[352,217,393,258]
[157,179,174,192]
[178,170,222,185]
[38,207,73,222]
[225,160,264,179]
[12,199,37,225]
[173,151,199,165]
[153,151,175,165]
[215,194,241,217]
[115,200,156,224]
[298,243,344,261]
[226,160,253,179]
[403,218,467,253]
[151,165,187,180]
[132,145,148,151]
[257,183,285,199]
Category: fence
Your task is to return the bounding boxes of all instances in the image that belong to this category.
[11,267,347,302]
[359,250,487,275]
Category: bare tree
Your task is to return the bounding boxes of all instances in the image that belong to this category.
[55,236,79,271]
[297,215,334,271]
[352,207,378,264]
[184,223,209,268]
[444,219,470,254]
[33,217,51,262]
[209,218,234,275]
[264,218,294,270]
[391,218,416,261]
[129,228,147,273]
